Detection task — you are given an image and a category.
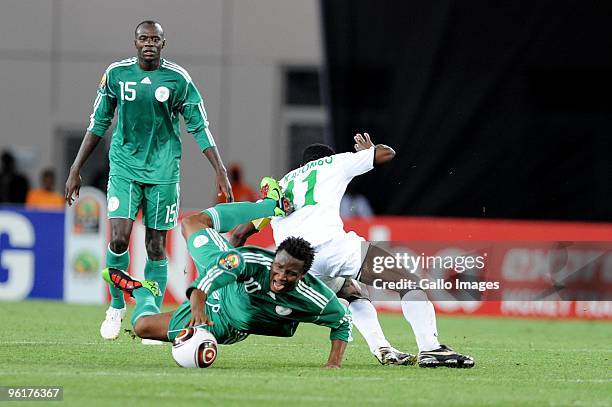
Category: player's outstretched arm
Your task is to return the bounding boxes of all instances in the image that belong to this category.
[324,339,347,369]
[374,144,396,165]
[314,295,352,368]
[353,132,396,165]
[203,146,234,203]
[65,131,102,206]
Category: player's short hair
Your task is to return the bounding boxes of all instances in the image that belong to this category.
[135,20,164,37]
[302,143,335,165]
[276,237,315,274]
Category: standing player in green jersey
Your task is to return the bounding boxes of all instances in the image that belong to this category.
[65,21,233,342]
[102,179,351,368]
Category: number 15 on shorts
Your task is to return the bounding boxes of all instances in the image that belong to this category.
[165,203,177,224]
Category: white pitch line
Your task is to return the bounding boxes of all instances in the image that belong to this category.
[466,347,612,353]
[3,341,102,345]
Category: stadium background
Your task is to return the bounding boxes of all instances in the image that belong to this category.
[1,0,610,319]
[2,0,611,218]
[1,2,611,405]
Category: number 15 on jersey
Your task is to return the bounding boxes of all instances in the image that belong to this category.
[119,81,137,101]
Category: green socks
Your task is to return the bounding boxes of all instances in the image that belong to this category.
[106,246,129,309]
[130,287,160,327]
[144,258,168,309]
[204,200,277,233]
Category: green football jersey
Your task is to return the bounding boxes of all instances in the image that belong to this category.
[88,57,216,184]
[187,246,352,342]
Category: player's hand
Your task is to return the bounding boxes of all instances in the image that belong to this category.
[354,132,375,151]
[188,289,214,327]
[65,169,82,206]
[216,171,234,203]
[187,310,214,328]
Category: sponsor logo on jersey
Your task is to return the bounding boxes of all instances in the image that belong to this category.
[219,253,241,270]
[141,76,152,84]
[155,86,170,102]
[275,306,293,316]
[193,234,209,248]
[107,196,120,212]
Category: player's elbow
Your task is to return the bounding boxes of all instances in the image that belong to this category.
[374,144,396,165]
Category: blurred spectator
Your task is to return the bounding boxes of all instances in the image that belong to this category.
[26,168,64,209]
[340,184,373,218]
[217,163,258,203]
[0,149,30,204]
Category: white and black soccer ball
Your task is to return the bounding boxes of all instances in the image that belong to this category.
[171,327,218,368]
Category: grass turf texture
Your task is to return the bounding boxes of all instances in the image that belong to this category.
[1,301,610,407]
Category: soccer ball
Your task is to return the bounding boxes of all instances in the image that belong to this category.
[171,327,218,368]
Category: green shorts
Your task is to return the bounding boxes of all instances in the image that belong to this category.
[168,296,249,345]
[106,175,180,230]
[168,226,248,344]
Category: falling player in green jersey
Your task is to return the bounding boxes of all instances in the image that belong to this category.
[65,21,233,342]
[103,179,351,368]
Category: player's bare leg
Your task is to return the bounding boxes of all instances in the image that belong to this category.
[134,312,174,342]
[360,244,474,368]
[100,218,134,340]
[336,278,416,365]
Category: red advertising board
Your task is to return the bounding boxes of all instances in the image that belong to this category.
[128,215,612,319]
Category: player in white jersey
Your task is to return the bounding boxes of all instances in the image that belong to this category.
[232,133,474,368]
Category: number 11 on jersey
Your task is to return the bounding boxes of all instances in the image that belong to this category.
[285,170,318,208]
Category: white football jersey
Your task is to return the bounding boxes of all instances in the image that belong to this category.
[270,147,375,247]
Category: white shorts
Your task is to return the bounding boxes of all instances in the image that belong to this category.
[309,231,368,292]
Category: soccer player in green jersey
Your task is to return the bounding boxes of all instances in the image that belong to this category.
[102,179,351,368]
[65,21,233,342]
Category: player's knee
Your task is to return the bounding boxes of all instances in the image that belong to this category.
[109,238,129,254]
[181,212,213,240]
[134,319,147,338]
[336,279,370,303]
[398,287,428,300]
[180,216,196,240]
[134,318,153,339]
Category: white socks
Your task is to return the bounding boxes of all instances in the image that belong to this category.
[349,299,391,352]
[401,291,441,352]
[349,291,442,353]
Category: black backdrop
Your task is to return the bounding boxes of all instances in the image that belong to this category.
[321,0,612,221]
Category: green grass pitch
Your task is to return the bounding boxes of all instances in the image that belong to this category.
[1,301,610,406]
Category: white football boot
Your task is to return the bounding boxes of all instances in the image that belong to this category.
[100,306,126,340]
[373,346,417,366]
